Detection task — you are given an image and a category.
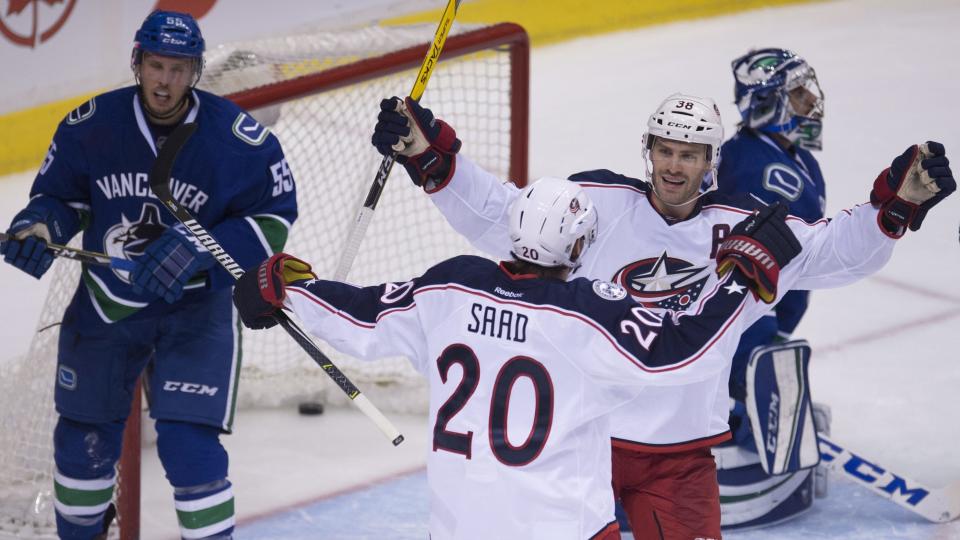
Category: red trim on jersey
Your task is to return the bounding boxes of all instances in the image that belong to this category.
[589,520,621,540]
[415,283,746,374]
[578,182,646,194]
[611,430,732,453]
[286,286,417,328]
[498,261,539,280]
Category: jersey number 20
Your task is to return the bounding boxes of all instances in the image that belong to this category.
[433,343,553,466]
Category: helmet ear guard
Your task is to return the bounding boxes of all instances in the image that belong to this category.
[509,177,598,269]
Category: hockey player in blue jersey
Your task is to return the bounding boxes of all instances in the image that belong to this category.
[0,10,297,539]
[715,48,830,529]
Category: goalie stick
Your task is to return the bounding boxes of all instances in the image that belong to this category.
[331,0,462,281]
[819,433,960,522]
[148,122,404,447]
[0,232,134,271]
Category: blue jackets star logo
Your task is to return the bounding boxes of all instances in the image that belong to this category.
[613,251,710,310]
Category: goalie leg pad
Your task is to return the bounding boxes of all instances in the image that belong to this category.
[715,444,814,531]
[746,339,820,475]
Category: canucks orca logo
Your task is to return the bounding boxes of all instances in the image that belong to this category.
[613,251,710,310]
[103,203,168,282]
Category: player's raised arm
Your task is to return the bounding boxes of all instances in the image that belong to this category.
[372,96,517,259]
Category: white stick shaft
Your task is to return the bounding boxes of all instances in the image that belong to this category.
[352,393,404,446]
[332,207,374,282]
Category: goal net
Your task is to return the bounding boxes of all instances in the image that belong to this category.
[0,22,528,539]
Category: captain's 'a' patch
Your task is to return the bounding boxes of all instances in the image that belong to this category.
[592,280,627,301]
[232,113,269,146]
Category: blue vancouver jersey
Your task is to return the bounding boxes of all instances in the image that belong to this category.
[717,127,826,338]
[29,86,297,323]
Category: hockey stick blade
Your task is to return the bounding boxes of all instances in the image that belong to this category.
[331,0,462,282]
[0,232,134,271]
[148,122,404,447]
[819,433,960,522]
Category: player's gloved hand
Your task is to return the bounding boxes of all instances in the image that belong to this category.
[716,202,801,304]
[131,226,214,303]
[233,253,317,330]
[2,208,54,279]
[870,141,956,238]
[371,96,462,192]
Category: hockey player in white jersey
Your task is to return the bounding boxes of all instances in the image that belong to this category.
[232,176,803,539]
[370,93,955,538]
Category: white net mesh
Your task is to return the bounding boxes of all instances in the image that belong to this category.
[0,22,526,537]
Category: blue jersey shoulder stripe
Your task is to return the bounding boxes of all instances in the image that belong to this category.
[568,169,648,192]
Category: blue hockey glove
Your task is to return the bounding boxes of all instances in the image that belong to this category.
[371,96,461,192]
[2,209,55,279]
[870,141,955,238]
[131,226,214,303]
[716,202,802,304]
[233,253,317,330]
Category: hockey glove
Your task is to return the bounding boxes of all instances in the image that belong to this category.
[870,141,955,238]
[233,253,317,330]
[131,226,214,303]
[2,196,79,279]
[2,210,54,279]
[716,202,802,304]
[371,96,462,192]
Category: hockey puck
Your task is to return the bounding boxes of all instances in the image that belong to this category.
[298,401,324,415]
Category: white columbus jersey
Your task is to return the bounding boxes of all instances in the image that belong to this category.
[283,255,755,539]
[429,156,896,452]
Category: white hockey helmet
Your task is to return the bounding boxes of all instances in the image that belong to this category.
[642,93,724,169]
[509,177,598,268]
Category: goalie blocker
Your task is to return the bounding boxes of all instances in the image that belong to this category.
[714,340,830,530]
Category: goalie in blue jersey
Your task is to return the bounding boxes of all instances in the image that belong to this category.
[715,47,830,529]
[0,10,297,539]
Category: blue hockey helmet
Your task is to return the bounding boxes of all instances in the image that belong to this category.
[732,48,824,150]
[131,10,205,84]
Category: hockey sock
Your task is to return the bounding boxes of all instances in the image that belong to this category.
[156,420,234,538]
[52,417,124,539]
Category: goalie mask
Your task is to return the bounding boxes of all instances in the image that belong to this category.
[641,93,725,197]
[732,48,824,151]
[131,10,206,87]
[509,177,598,269]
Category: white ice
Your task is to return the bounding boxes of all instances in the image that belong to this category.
[1,0,958,538]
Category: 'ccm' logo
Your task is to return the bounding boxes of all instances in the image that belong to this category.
[820,438,928,505]
[163,381,219,396]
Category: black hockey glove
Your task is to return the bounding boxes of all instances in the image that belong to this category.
[716,202,802,304]
[233,253,317,330]
[371,96,462,192]
[870,141,955,238]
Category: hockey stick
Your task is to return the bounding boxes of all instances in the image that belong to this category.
[0,232,135,271]
[819,433,960,522]
[331,0,462,281]
[148,123,404,447]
